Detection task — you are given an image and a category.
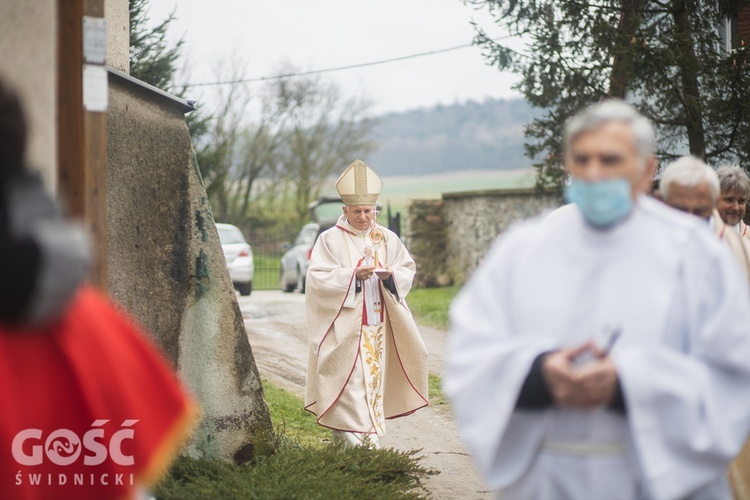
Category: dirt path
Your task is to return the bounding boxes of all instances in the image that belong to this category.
[241,290,492,499]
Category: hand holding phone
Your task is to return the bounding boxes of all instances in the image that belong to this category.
[571,327,621,367]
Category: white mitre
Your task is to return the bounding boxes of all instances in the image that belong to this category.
[335,159,383,206]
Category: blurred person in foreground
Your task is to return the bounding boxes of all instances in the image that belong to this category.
[305,159,428,448]
[0,79,197,499]
[445,100,750,499]
[716,165,750,240]
[659,156,750,498]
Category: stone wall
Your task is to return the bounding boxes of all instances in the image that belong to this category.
[407,188,562,286]
[405,200,451,288]
[107,73,274,462]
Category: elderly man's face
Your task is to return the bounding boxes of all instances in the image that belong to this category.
[717,188,749,227]
[566,122,650,195]
[663,181,714,221]
[343,205,376,231]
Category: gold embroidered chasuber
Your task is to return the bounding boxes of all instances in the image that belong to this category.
[305,165,428,445]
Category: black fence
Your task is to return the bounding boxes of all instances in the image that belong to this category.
[251,228,297,290]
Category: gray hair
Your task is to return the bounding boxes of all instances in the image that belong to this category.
[716,165,750,197]
[659,156,720,204]
[563,100,656,166]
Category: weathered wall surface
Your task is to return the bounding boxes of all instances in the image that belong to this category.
[0,0,57,190]
[405,200,451,288]
[105,0,130,73]
[407,189,562,286]
[106,77,273,462]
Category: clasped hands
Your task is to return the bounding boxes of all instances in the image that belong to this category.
[541,343,619,410]
[355,265,392,281]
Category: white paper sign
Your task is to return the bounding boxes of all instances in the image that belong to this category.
[83,16,107,64]
[83,64,108,112]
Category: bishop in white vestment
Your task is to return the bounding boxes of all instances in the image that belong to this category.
[305,160,428,447]
[445,101,750,500]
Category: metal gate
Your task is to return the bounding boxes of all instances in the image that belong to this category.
[250,228,298,290]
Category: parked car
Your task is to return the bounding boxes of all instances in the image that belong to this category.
[280,222,331,293]
[216,223,254,296]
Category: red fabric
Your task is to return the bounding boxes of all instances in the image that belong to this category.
[739,6,750,45]
[0,286,196,499]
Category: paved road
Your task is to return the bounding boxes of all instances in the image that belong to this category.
[240,290,492,499]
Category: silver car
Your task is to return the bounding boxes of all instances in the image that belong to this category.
[280,222,326,293]
[216,223,254,295]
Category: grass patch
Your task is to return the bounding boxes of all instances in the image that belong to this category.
[154,380,436,499]
[407,286,460,330]
[262,379,330,448]
[253,254,282,290]
[428,373,449,407]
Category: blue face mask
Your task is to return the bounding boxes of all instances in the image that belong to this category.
[564,178,633,228]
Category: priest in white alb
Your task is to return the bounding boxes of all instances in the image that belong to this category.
[305,159,428,448]
[716,165,750,241]
[445,100,750,499]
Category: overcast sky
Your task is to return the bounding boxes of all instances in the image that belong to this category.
[147,0,525,116]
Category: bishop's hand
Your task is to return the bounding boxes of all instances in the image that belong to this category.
[375,266,392,280]
[356,266,376,281]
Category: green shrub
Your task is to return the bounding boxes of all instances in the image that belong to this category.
[155,445,435,499]
[154,381,436,499]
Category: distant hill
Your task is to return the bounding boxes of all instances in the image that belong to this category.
[364,98,538,176]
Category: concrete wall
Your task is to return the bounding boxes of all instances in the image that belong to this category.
[105,0,129,73]
[0,0,128,187]
[106,76,273,462]
[407,188,562,286]
[0,0,57,190]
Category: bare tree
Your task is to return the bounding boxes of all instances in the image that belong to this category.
[196,61,375,225]
[231,84,290,222]
[271,69,376,219]
[194,56,251,221]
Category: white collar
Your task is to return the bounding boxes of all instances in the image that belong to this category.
[338,214,366,237]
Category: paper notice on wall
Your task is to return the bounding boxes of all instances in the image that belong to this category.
[83,64,108,112]
[83,16,107,64]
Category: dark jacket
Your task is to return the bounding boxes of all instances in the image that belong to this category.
[0,170,90,325]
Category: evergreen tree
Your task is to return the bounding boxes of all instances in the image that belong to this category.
[128,0,209,153]
[467,0,750,189]
[128,0,183,91]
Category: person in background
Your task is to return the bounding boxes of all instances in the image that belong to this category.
[659,156,750,283]
[716,165,750,239]
[445,100,750,499]
[0,81,89,325]
[0,78,198,499]
[305,159,428,449]
[659,156,750,498]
